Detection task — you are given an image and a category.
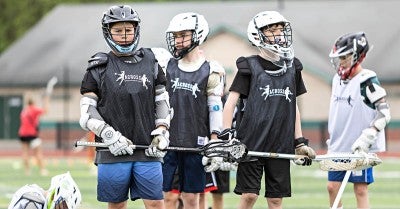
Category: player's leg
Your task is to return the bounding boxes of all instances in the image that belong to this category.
[234,160,264,209]
[163,152,180,209]
[97,162,133,209]
[181,153,206,209]
[32,139,48,176]
[264,158,291,209]
[211,170,230,209]
[327,171,346,208]
[132,161,165,209]
[20,137,31,175]
[351,168,374,209]
[211,193,223,209]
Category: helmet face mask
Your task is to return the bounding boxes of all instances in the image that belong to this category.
[102,5,141,55]
[248,11,294,70]
[329,32,369,81]
[166,12,209,59]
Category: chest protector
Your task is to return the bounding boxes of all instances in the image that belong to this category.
[167,59,210,147]
[95,48,156,145]
[236,56,297,153]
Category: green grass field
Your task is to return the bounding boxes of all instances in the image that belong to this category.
[1,156,399,209]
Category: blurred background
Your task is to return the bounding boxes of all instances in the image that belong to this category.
[0,0,399,156]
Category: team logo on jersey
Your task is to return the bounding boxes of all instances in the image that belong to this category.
[334,95,353,107]
[170,78,201,98]
[115,71,150,89]
[259,85,293,102]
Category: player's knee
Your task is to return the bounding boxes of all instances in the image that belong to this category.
[326,182,339,195]
[267,197,282,207]
[242,193,258,204]
[353,183,368,197]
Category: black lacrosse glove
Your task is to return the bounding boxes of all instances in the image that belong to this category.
[294,137,316,166]
[217,128,235,141]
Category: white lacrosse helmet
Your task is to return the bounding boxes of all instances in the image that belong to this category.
[8,184,46,209]
[46,172,81,209]
[247,11,294,69]
[166,12,209,59]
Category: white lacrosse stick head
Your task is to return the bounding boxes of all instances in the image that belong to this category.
[46,172,81,209]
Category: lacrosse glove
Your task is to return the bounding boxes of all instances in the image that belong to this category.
[217,128,235,141]
[351,128,377,153]
[202,139,224,172]
[294,137,316,166]
[145,128,169,158]
[219,161,238,171]
[101,126,134,156]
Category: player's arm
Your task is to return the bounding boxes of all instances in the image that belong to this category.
[207,61,225,139]
[79,53,134,156]
[145,59,172,158]
[352,74,391,153]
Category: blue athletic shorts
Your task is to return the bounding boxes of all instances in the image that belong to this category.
[328,167,374,184]
[163,151,206,193]
[97,161,163,202]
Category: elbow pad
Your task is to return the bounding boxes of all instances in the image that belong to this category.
[79,95,98,131]
[79,95,108,136]
[371,102,391,131]
[208,95,223,134]
[155,85,173,129]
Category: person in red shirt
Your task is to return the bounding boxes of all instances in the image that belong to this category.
[18,95,49,176]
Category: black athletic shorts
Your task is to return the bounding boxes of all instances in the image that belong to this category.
[211,170,230,194]
[234,158,291,198]
[19,136,37,143]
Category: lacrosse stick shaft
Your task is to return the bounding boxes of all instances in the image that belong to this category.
[331,170,351,209]
[75,140,201,153]
[246,151,374,161]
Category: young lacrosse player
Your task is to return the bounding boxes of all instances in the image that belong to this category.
[18,77,57,176]
[220,11,316,209]
[162,12,229,209]
[79,5,172,209]
[326,32,390,209]
[8,172,81,209]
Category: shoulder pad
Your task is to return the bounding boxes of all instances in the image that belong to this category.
[359,69,377,83]
[209,60,225,74]
[293,57,303,71]
[236,56,251,75]
[87,52,108,71]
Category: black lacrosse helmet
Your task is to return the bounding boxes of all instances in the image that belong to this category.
[101,5,141,55]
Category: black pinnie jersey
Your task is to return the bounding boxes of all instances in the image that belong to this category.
[80,48,162,164]
[235,56,301,154]
[167,59,210,148]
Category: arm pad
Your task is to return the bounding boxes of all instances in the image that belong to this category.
[371,101,391,131]
[155,85,173,128]
[208,95,223,135]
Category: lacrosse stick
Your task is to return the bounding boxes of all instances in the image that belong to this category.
[243,150,382,171]
[331,170,351,209]
[45,76,58,96]
[74,140,247,162]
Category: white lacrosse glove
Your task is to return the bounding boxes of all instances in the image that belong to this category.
[219,161,238,171]
[351,128,377,153]
[101,126,134,156]
[202,139,224,172]
[145,128,169,158]
[294,137,316,166]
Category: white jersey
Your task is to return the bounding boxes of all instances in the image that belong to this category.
[327,69,385,153]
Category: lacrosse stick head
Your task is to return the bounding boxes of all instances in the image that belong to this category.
[202,139,248,163]
[319,152,382,171]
